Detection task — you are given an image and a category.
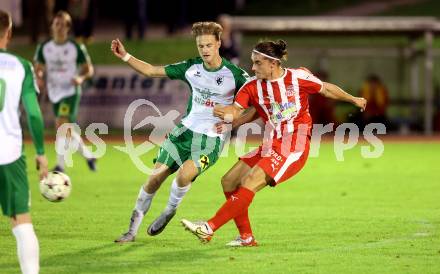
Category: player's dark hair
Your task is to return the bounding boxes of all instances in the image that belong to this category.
[254,39,288,62]
[192,21,223,41]
[0,10,12,37]
[52,10,72,29]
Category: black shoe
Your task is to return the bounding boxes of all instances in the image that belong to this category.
[147,209,176,236]
[87,158,97,172]
[52,165,64,173]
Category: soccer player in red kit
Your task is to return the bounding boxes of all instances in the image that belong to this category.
[181,39,367,246]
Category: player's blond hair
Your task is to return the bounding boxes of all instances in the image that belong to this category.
[52,10,72,29]
[0,10,12,37]
[191,22,223,41]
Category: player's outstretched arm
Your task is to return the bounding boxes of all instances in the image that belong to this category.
[231,106,259,128]
[213,103,246,122]
[214,107,259,134]
[110,38,166,78]
[320,82,367,112]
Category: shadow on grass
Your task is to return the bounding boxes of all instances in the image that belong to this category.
[0,241,219,273]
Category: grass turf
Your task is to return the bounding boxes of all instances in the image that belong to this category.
[0,141,439,273]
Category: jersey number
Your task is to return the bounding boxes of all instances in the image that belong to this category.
[0,78,6,112]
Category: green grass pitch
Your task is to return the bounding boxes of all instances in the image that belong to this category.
[0,141,439,273]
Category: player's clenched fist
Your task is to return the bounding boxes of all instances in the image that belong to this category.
[111,39,127,59]
[354,97,367,112]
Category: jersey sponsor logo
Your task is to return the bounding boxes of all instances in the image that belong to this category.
[267,149,282,171]
[199,154,209,170]
[269,101,297,123]
[52,58,68,73]
[197,88,217,99]
[194,96,215,107]
[215,75,224,86]
[269,149,282,160]
[194,87,218,108]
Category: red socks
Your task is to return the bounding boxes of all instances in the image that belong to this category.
[223,190,253,238]
[208,187,255,232]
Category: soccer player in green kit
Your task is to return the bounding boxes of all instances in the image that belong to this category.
[0,10,48,274]
[34,11,95,173]
[111,21,252,242]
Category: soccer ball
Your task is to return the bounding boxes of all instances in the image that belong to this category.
[39,171,72,202]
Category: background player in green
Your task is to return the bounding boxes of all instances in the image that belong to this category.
[111,21,250,242]
[0,10,48,274]
[33,11,95,173]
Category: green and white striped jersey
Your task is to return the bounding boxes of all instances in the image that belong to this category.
[0,49,44,165]
[165,57,249,138]
[34,39,90,103]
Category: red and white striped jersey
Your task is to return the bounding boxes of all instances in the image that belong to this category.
[235,68,323,139]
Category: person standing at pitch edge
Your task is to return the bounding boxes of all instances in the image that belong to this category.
[181,39,367,246]
[111,21,251,243]
[0,10,49,273]
[33,11,95,173]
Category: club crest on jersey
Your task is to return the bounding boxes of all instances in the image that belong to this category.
[199,155,209,170]
[215,75,224,86]
[286,85,295,96]
[194,71,201,77]
[59,103,71,116]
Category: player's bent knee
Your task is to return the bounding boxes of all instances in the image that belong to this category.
[220,175,230,186]
[175,173,194,187]
[175,161,198,186]
[221,175,236,191]
[240,174,254,188]
[240,173,265,193]
[10,213,32,227]
[145,176,164,191]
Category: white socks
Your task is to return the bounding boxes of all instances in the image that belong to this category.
[129,186,155,235]
[55,132,94,168]
[135,186,155,214]
[55,135,67,169]
[12,223,39,274]
[70,131,93,159]
[165,178,191,213]
[128,179,191,235]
